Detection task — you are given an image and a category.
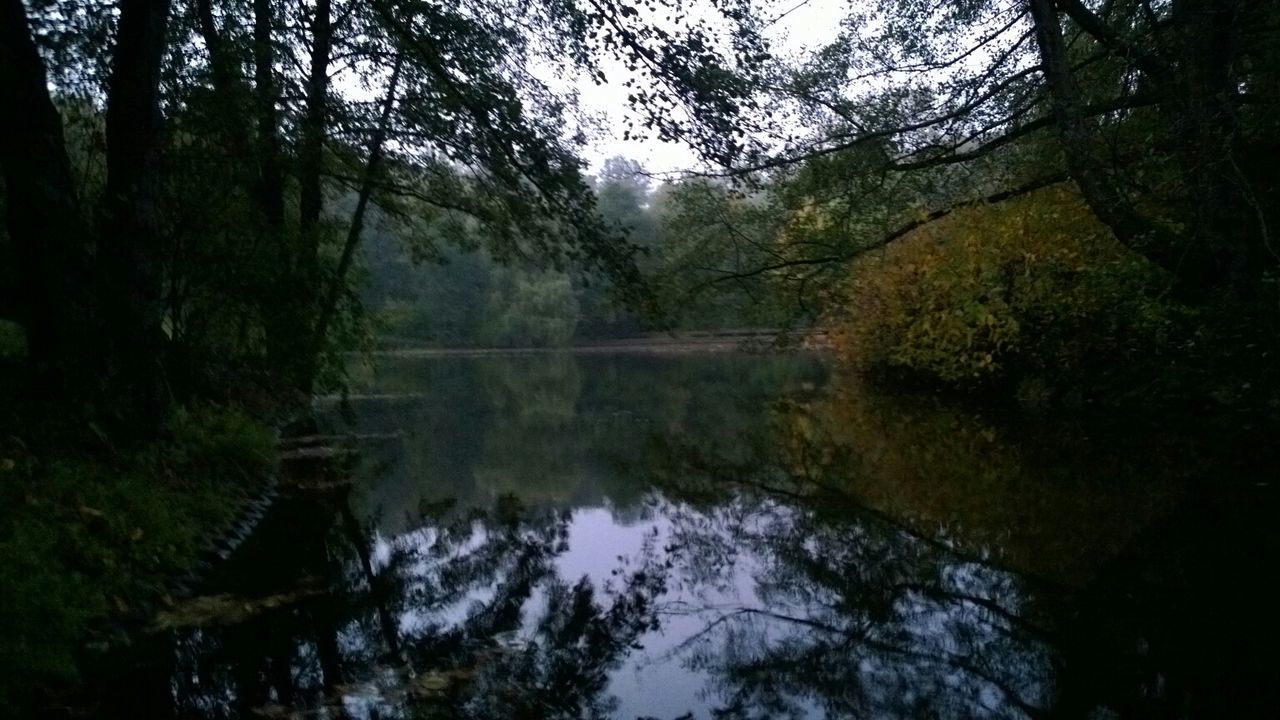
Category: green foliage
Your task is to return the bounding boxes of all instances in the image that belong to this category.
[647,179,800,330]
[0,406,273,706]
[0,319,25,359]
[830,185,1184,401]
[477,268,580,348]
[360,156,798,348]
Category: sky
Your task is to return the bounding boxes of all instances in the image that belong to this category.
[574,0,850,177]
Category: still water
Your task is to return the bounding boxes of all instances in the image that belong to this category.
[92,352,1278,719]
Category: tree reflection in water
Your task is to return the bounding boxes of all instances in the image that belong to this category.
[141,489,669,720]
[93,354,1276,720]
[649,436,1058,719]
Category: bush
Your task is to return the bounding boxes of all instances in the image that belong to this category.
[0,405,274,707]
[829,184,1183,401]
[0,320,26,359]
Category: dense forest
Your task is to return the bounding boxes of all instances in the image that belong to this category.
[3,0,1278,421]
[2,0,1279,714]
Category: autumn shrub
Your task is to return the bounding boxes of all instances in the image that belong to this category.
[829,184,1182,401]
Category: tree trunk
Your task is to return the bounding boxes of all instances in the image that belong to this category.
[1027,0,1190,278]
[298,0,333,265]
[254,0,304,386]
[100,0,175,432]
[195,0,234,101]
[1031,0,1267,296]
[1168,0,1260,296]
[0,0,93,393]
[304,56,403,392]
[195,0,253,159]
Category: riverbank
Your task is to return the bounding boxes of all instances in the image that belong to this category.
[371,329,831,357]
[0,405,276,713]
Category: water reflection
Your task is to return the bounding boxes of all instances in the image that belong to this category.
[90,353,1277,719]
[648,422,1057,719]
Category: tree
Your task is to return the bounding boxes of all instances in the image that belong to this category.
[688,0,1279,301]
[1,0,175,429]
[99,0,175,428]
[0,0,93,390]
[1,0,776,434]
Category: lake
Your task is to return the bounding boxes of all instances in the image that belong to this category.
[85,351,1280,719]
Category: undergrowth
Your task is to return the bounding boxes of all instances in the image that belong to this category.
[0,404,274,710]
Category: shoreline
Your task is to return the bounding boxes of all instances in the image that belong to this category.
[368,330,831,358]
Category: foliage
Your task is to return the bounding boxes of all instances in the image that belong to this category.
[0,318,25,358]
[4,0,773,422]
[711,0,1280,299]
[477,267,580,348]
[360,156,801,347]
[646,178,801,330]
[829,185,1182,399]
[0,405,273,707]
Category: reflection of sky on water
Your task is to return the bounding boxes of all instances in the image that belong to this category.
[127,352,1230,720]
[362,486,1051,719]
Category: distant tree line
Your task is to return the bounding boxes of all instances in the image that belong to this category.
[360,155,800,347]
[0,0,765,438]
[4,0,1278,432]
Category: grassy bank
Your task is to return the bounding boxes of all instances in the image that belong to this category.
[0,405,275,711]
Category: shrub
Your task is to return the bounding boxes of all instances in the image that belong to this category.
[0,320,26,359]
[0,405,274,707]
[829,184,1181,399]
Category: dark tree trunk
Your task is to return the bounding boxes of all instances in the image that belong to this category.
[253,0,301,385]
[1027,0,1192,278]
[1031,0,1267,296]
[195,0,253,159]
[271,0,332,389]
[298,0,333,276]
[101,0,175,432]
[0,0,93,393]
[1168,0,1261,296]
[195,0,234,100]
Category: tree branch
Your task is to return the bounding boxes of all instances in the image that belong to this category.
[888,91,1164,171]
[703,172,1070,286]
[1056,0,1173,85]
[709,64,1046,178]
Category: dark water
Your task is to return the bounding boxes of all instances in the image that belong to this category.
[89,352,1279,719]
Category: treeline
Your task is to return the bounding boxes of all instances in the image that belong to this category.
[626,0,1280,410]
[6,0,1276,431]
[360,156,798,347]
[0,0,745,440]
[2,1,768,703]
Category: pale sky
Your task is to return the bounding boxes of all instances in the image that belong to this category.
[334,1,852,178]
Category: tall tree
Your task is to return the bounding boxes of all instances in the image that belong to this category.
[686,0,1280,300]
[99,0,175,427]
[297,0,332,266]
[0,0,92,389]
[252,0,284,229]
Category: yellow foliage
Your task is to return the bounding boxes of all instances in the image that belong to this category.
[828,184,1168,387]
[768,375,1188,585]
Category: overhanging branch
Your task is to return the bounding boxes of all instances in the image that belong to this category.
[702,171,1070,286]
